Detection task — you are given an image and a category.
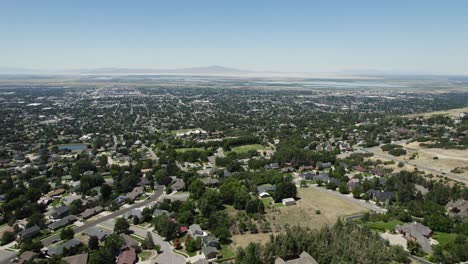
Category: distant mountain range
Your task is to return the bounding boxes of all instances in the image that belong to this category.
[0,65,252,76]
[0,66,461,78]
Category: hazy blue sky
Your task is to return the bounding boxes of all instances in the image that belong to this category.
[1,0,467,74]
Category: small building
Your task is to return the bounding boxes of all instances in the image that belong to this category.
[282,198,296,206]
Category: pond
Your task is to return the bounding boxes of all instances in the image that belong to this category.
[57,144,88,151]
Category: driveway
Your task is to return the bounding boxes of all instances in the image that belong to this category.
[0,249,16,264]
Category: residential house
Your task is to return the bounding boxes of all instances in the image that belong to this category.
[415,184,429,196]
[316,162,332,170]
[300,172,314,180]
[62,253,89,264]
[396,222,433,254]
[170,177,185,191]
[153,209,170,218]
[202,246,219,260]
[366,189,394,204]
[121,234,140,250]
[201,178,220,187]
[48,215,77,231]
[124,209,143,220]
[275,251,318,264]
[79,206,103,220]
[264,163,280,170]
[446,199,468,219]
[47,239,83,256]
[16,225,40,242]
[347,179,361,191]
[17,251,39,264]
[82,227,111,242]
[126,187,145,201]
[257,184,275,194]
[52,206,70,220]
[281,166,294,173]
[202,235,220,248]
[117,247,137,264]
[188,224,205,238]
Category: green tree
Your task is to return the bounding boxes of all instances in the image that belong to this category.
[60,227,75,240]
[114,217,130,234]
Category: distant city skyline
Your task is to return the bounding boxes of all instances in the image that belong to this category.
[1,0,468,75]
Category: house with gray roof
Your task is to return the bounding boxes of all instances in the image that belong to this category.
[188,224,205,238]
[275,251,318,264]
[257,184,275,194]
[202,235,219,248]
[16,225,40,242]
[202,246,219,260]
[47,239,83,256]
[48,215,77,231]
[396,222,433,254]
[79,206,103,220]
[83,227,111,242]
[52,206,70,219]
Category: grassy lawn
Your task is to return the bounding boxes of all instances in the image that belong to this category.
[360,220,403,232]
[51,199,61,207]
[230,144,266,154]
[130,234,145,243]
[261,197,273,207]
[139,250,155,261]
[219,244,235,260]
[175,147,205,153]
[434,232,457,247]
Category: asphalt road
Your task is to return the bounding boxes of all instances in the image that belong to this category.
[41,184,163,246]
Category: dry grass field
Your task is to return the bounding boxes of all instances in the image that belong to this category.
[404,106,468,118]
[231,187,368,249]
[371,142,468,180]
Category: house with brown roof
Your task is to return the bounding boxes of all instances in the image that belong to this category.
[62,253,89,264]
[117,247,137,264]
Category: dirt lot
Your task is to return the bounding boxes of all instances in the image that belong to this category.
[404,106,468,118]
[231,187,368,249]
[372,142,468,180]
